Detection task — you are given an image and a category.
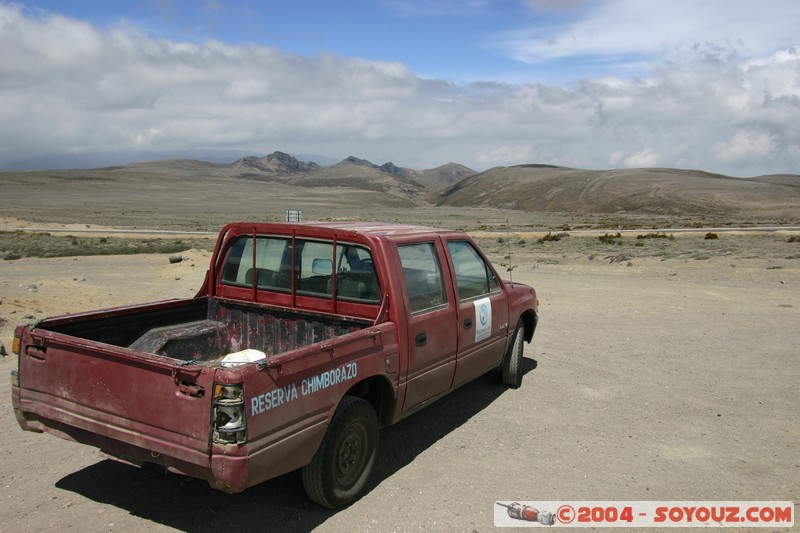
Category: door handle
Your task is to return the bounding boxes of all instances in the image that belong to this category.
[26,345,46,361]
[178,382,205,398]
[464,317,472,329]
[415,332,427,346]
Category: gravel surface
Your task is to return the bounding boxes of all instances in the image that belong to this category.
[1,248,798,532]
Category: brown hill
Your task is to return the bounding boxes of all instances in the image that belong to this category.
[416,163,477,191]
[431,165,800,219]
[751,174,800,188]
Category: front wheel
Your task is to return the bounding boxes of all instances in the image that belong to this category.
[302,396,378,508]
[501,319,525,388]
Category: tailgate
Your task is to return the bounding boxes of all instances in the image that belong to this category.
[16,328,215,471]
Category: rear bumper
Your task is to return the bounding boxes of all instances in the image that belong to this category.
[11,383,32,431]
[12,387,254,493]
[14,404,255,492]
[12,386,322,494]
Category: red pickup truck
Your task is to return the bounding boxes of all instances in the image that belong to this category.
[11,222,538,508]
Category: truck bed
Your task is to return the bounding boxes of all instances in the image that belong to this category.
[42,297,371,364]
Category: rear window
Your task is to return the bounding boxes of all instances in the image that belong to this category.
[220,235,380,304]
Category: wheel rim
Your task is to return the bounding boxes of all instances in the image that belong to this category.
[335,421,368,489]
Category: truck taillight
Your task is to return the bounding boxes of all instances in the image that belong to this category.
[212,383,246,445]
[10,331,22,387]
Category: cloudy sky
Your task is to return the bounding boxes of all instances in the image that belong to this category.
[1,0,799,176]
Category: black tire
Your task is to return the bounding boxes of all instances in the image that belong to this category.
[302,396,378,508]
[501,319,525,388]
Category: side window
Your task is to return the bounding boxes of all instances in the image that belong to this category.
[220,235,291,290]
[447,240,500,301]
[297,240,334,298]
[220,235,249,284]
[335,244,380,303]
[397,243,447,314]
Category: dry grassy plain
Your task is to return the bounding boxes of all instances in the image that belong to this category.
[1,169,798,531]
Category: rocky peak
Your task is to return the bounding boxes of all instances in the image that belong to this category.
[379,162,400,175]
[234,151,319,173]
[342,156,377,168]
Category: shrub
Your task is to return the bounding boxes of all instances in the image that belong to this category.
[599,232,622,244]
[704,232,719,240]
[537,232,561,243]
[636,232,673,240]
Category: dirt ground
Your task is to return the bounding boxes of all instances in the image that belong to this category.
[1,228,798,532]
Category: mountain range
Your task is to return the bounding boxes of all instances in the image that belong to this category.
[227,152,800,219]
[2,151,799,221]
[230,151,476,197]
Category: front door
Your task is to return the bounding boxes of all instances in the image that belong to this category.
[445,239,509,387]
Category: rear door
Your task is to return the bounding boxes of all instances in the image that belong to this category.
[445,239,510,387]
[395,240,458,411]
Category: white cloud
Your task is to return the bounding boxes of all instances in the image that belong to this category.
[0,3,799,176]
[477,145,535,166]
[222,78,271,102]
[506,0,800,64]
[609,148,661,168]
[715,131,777,164]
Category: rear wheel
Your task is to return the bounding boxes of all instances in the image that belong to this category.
[501,319,525,388]
[302,396,378,508]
